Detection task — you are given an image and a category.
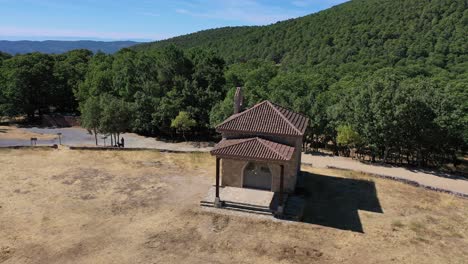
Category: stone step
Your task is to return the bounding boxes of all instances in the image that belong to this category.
[200,200,271,211]
[200,201,274,216]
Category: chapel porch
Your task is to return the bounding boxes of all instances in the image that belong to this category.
[200,185,305,220]
[209,137,297,215]
[200,186,283,216]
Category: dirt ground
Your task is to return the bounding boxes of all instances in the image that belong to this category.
[0,149,467,264]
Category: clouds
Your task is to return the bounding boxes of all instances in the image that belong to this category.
[292,0,349,8]
[0,0,350,41]
[172,0,303,25]
[0,26,166,41]
[171,0,349,25]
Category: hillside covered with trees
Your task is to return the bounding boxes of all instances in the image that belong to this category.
[135,0,467,71]
[0,0,467,167]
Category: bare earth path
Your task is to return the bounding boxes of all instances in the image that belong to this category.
[301,154,468,197]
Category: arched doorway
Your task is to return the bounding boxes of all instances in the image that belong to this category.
[243,162,272,191]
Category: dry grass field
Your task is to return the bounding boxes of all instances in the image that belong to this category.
[0,149,467,263]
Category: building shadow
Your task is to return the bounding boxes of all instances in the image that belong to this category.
[298,171,383,233]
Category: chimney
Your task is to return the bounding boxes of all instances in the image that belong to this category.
[233,87,244,114]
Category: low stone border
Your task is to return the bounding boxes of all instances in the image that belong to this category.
[324,165,468,199]
[68,146,207,153]
[0,145,58,149]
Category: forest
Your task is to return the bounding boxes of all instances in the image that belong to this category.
[0,0,467,167]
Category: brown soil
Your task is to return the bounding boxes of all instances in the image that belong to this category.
[0,149,467,263]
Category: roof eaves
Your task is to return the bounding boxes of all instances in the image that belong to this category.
[216,127,302,137]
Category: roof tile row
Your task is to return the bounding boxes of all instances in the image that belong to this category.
[211,137,295,161]
[216,101,309,136]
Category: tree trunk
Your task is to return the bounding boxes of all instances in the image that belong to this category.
[332,138,338,156]
[110,135,113,147]
[94,128,98,146]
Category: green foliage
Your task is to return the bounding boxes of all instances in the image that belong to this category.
[99,94,133,136]
[0,52,55,118]
[171,111,196,139]
[80,96,102,145]
[0,51,11,61]
[337,125,362,148]
[80,96,102,131]
[54,49,92,112]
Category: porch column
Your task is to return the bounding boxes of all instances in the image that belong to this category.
[215,157,221,207]
[278,164,285,215]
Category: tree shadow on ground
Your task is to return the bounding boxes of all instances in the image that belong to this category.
[304,150,334,157]
[299,171,383,233]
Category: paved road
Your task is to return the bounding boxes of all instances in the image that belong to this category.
[0,127,214,152]
[302,154,468,197]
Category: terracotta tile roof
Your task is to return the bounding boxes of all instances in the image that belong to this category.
[210,137,295,161]
[216,101,309,136]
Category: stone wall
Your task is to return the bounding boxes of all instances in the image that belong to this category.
[221,158,296,193]
[221,158,246,187]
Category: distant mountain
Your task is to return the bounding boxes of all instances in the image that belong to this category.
[0,40,140,54]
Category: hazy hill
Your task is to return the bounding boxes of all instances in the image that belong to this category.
[0,40,140,55]
[135,0,467,70]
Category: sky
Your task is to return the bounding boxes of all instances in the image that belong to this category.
[0,0,349,42]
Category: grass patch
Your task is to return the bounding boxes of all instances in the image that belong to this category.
[391,220,405,229]
[409,221,426,233]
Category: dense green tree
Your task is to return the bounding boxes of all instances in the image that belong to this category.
[171,111,197,140]
[99,94,133,143]
[80,96,102,145]
[152,88,183,135]
[53,49,92,112]
[337,124,362,157]
[0,51,11,61]
[76,52,114,103]
[132,91,158,134]
[185,48,226,128]
[337,125,362,148]
[0,53,55,118]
